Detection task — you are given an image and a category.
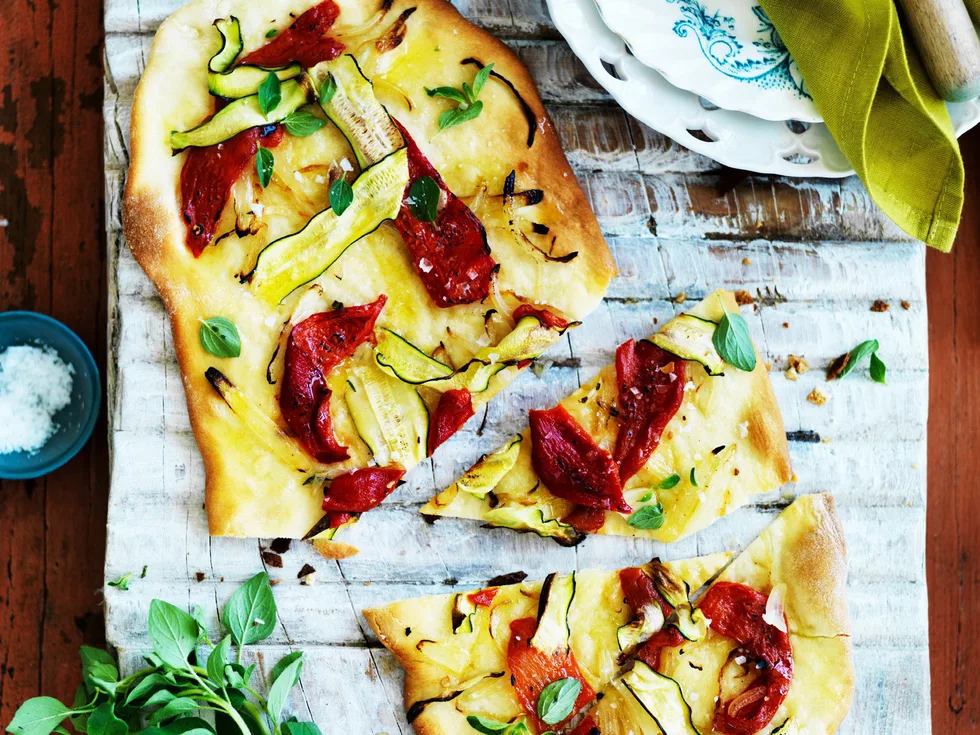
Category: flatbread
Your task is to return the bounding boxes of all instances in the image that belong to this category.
[422,290,793,544]
[581,493,853,735]
[363,553,732,732]
[124,0,615,542]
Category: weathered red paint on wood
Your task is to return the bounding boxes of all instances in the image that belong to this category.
[0,0,108,721]
[927,129,980,734]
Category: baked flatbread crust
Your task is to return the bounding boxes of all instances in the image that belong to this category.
[363,553,731,732]
[124,0,615,541]
[583,493,853,735]
[422,290,793,543]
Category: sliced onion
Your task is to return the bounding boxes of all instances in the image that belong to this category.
[489,272,514,323]
[763,583,788,633]
[726,685,767,719]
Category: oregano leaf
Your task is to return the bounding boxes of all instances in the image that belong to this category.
[256,147,274,188]
[408,176,439,222]
[657,473,681,489]
[282,110,327,137]
[199,317,241,359]
[329,179,354,216]
[626,503,666,530]
[258,72,281,116]
[536,678,581,725]
[870,352,887,384]
[712,308,756,372]
[222,572,277,647]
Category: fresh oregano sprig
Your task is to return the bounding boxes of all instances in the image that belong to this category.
[5,573,323,735]
[426,63,494,134]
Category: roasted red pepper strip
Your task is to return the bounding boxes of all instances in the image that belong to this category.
[427,388,474,455]
[322,466,405,513]
[513,304,570,331]
[529,405,630,513]
[279,296,386,463]
[180,125,284,256]
[467,587,499,607]
[240,0,345,67]
[327,510,357,529]
[619,566,673,620]
[507,617,596,731]
[392,122,496,307]
[563,505,605,533]
[569,715,599,735]
[698,582,794,735]
[613,339,686,483]
[633,625,686,670]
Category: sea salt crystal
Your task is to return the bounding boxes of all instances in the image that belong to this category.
[340,158,354,172]
[419,258,434,273]
[0,345,74,454]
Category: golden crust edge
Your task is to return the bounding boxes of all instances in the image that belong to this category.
[122,0,615,539]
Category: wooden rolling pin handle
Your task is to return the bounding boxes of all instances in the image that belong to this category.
[899,0,980,102]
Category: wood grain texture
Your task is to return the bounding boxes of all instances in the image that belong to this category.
[101,3,929,732]
[927,130,980,734]
[0,0,108,722]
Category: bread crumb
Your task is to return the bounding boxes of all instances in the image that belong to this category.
[870,300,890,312]
[901,300,911,310]
[788,355,809,374]
[764,362,773,372]
[826,353,850,381]
[742,257,752,265]
[195,571,206,582]
[734,290,754,306]
[807,388,829,405]
[782,322,789,328]
[673,292,687,304]
[298,563,317,586]
[785,367,798,381]
[261,551,284,568]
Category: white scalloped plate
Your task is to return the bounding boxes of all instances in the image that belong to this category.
[548,0,980,178]
[593,0,822,122]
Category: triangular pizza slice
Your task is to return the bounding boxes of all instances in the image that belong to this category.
[422,290,793,545]
[572,493,852,735]
[362,552,732,733]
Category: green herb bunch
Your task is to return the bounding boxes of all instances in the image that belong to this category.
[6,574,319,735]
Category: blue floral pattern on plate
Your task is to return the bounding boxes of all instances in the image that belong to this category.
[669,1,809,99]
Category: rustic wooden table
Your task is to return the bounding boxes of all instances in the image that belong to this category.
[1,0,979,732]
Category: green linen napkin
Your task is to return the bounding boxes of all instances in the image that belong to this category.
[759,0,964,251]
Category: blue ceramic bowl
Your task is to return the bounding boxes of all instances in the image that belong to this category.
[0,311,101,479]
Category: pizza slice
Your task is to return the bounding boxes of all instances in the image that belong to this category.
[421,290,793,545]
[572,493,852,735]
[124,0,614,548]
[368,493,852,735]
[362,553,732,733]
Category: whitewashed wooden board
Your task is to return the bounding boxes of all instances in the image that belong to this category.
[103,2,930,732]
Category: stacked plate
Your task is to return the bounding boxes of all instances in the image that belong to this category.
[547,0,980,177]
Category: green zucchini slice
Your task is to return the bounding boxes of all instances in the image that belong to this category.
[430,314,564,394]
[308,55,404,167]
[204,367,313,472]
[375,329,454,384]
[345,361,429,468]
[673,604,708,642]
[617,602,666,653]
[456,434,522,500]
[209,63,303,99]
[530,572,576,655]
[483,506,582,546]
[209,17,243,73]
[248,147,409,306]
[171,79,309,150]
[622,661,702,735]
[451,593,477,635]
[651,313,725,376]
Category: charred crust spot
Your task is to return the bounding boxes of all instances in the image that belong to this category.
[531,222,549,235]
[826,353,850,381]
[262,551,284,568]
[487,571,528,586]
[271,537,292,554]
[195,572,206,582]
